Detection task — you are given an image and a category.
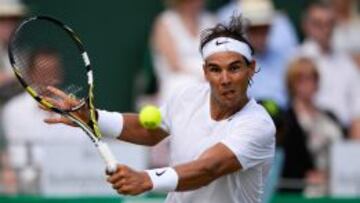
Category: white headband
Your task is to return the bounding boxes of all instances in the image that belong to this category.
[201,37,253,61]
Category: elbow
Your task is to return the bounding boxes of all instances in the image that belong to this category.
[145,137,163,147]
[146,140,160,147]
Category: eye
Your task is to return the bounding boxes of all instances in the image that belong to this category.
[208,65,221,73]
[229,64,241,72]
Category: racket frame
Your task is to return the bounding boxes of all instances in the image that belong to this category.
[8,15,117,172]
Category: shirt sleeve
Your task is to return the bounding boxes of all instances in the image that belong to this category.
[221,117,276,171]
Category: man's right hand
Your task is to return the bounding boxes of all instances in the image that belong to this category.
[41,86,90,126]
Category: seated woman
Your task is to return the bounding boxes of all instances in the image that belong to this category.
[281,57,343,196]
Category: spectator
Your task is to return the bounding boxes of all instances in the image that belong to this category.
[331,0,360,69]
[299,1,360,138]
[151,0,216,104]
[217,0,298,63]
[0,0,26,194]
[281,57,343,196]
[0,0,26,100]
[149,0,216,167]
[240,0,296,108]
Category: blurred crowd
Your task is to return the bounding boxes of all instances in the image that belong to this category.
[142,0,360,198]
[0,0,360,199]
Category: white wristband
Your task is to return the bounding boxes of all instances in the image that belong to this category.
[145,167,179,192]
[97,110,124,138]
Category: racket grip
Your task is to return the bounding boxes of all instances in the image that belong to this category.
[97,141,118,173]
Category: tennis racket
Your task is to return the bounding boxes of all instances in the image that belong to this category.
[8,15,117,172]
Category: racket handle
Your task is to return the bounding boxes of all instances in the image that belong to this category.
[97,141,118,173]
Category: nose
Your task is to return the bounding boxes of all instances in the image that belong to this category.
[220,71,231,86]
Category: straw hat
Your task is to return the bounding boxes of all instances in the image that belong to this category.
[0,0,27,18]
[241,0,275,26]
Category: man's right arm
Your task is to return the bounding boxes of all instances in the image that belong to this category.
[42,86,170,146]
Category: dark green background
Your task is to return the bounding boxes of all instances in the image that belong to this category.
[23,0,164,111]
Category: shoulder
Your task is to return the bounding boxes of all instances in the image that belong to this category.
[221,101,276,170]
[155,10,178,26]
[237,99,275,127]
[231,99,276,140]
[152,10,176,32]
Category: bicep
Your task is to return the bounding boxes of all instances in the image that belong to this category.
[197,143,242,175]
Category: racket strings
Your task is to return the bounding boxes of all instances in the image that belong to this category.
[11,18,89,111]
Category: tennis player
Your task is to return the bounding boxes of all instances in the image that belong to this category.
[45,15,275,203]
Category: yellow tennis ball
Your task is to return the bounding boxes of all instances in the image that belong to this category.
[139,105,162,129]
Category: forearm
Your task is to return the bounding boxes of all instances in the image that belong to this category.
[146,143,242,192]
[107,144,243,195]
[174,158,220,191]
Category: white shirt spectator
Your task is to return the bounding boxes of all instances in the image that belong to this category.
[298,40,360,127]
[152,10,216,104]
[1,93,86,169]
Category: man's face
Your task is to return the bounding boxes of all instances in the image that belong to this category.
[304,6,335,49]
[203,51,255,108]
[293,64,318,101]
[247,25,270,54]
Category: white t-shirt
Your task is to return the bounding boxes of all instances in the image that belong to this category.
[160,84,276,203]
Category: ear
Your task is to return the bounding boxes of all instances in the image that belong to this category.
[203,62,209,81]
[248,60,256,77]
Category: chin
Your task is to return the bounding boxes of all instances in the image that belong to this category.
[220,99,238,109]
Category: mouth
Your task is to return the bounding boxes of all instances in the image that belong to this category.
[221,90,236,98]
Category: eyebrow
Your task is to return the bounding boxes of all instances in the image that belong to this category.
[205,60,245,66]
[229,60,244,66]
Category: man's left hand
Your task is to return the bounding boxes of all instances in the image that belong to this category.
[107,164,153,195]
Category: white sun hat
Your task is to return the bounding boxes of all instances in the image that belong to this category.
[0,0,27,18]
[241,0,275,26]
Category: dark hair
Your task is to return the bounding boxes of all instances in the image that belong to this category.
[199,14,254,64]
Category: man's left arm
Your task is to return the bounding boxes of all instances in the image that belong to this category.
[107,143,241,195]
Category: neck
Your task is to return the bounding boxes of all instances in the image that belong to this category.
[210,96,249,121]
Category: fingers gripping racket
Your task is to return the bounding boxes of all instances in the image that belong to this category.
[8,16,117,172]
